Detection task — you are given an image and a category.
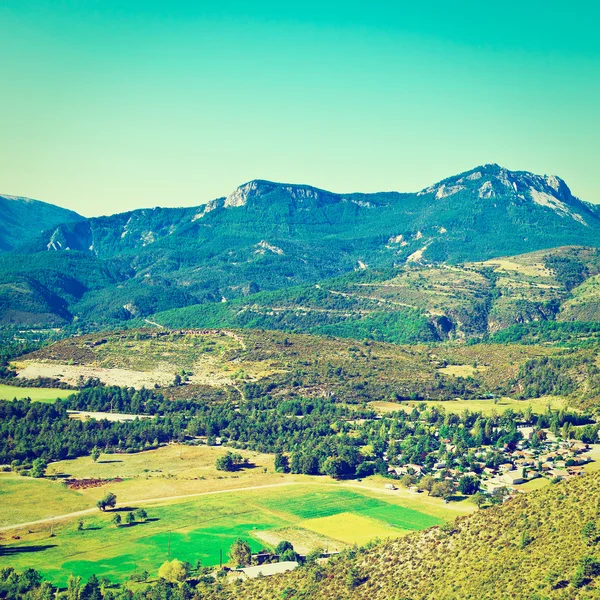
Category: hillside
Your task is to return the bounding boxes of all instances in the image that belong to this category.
[226,470,600,599]
[8,328,600,410]
[2,165,600,328]
[154,246,600,342]
[0,194,82,252]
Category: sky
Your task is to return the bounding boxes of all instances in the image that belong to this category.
[1,0,599,216]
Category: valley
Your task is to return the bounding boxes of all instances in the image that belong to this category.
[2,166,600,598]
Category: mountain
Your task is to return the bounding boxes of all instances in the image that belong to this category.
[0,194,83,252]
[2,164,600,328]
[222,470,600,599]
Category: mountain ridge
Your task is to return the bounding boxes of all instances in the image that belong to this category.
[3,165,600,330]
[0,194,83,252]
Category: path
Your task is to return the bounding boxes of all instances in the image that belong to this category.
[143,318,164,329]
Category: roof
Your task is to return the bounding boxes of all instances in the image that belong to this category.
[239,561,298,579]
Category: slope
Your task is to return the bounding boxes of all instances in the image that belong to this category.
[153,246,600,342]
[0,194,83,252]
[228,470,600,599]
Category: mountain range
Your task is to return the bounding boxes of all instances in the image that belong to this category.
[2,164,600,333]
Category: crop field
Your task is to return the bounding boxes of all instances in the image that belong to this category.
[301,512,405,545]
[0,484,445,586]
[515,478,550,492]
[369,395,568,416]
[0,384,75,403]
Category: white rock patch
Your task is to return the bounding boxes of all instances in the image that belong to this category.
[435,184,465,199]
[529,188,587,225]
[478,181,495,198]
[256,240,284,255]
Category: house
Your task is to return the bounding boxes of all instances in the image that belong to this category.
[503,471,526,485]
[238,561,298,579]
[549,468,570,479]
[406,464,424,475]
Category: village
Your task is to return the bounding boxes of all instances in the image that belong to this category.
[385,425,599,500]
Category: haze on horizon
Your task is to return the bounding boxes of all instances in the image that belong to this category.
[1,0,599,217]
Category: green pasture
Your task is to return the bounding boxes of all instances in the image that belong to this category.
[0,384,75,403]
[0,485,442,586]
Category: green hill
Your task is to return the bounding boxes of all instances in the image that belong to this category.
[0,194,82,252]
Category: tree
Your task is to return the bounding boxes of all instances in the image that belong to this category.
[158,559,190,583]
[401,473,417,488]
[431,480,454,500]
[472,492,487,509]
[66,575,82,600]
[135,508,148,522]
[582,521,598,546]
[97,492,117,511]
[275,541,294,555]
[346,566,363,589]
[280,548,299,562]
[111,513,121,527]
[173,374,182,387]
[228,538,252,567]
[30,458,47,478]
[125,512,135,526]
[322,456,351,479]
[77,520,84,531]
[274,453,290,473]
[458,475,480,495]
[91,446,101,463]
[419,475,436,495]
[216,452,249,472]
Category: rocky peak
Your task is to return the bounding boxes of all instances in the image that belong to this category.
[224,180,330,208]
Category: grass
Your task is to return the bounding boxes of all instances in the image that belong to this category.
[302,512,406,546]
[0,384,75,403]
[515,477,550,491]
[45,444,277,505]
[369,395,568,416]
[0,484,444,586]
[0,475,90,527]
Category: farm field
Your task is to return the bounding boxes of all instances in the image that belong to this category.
[0,484,446,586]
[0,475,91,527]
[44,444,278,505]
[369,395,568,416]
[0,384,75,403]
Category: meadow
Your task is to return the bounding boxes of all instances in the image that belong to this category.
[369,395,568,416]
[0,384,74,403]
[0,483,446,587]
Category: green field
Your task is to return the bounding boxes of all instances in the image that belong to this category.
[0,485,443,586]
[0,384,75,403]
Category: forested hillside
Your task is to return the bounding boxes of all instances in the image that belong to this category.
[0,194,82,252]
[155,246,600,342]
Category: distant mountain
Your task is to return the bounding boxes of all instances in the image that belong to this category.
[2,165,600,328]
[0,194,83,252]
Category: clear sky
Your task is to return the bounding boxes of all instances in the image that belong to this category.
[1,1,598,216]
